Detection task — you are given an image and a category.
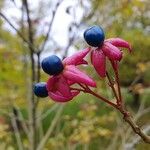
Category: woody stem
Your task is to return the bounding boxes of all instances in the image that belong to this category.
[119,108,150,143]
[89,87,150,143]
[109,62,150,143]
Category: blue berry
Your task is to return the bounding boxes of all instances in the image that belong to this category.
[84,25,105,47]
[41,55,64,75]
[34,82,48,98]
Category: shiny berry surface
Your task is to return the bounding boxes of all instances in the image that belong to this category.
[34,82,48,98]
[84,25,105,47]
[41,55,64,75]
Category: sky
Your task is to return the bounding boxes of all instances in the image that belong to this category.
[1,0,90,58]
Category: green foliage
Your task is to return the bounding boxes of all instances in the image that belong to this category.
[0,0,150,149]
[34,91,150,150]
[0,27,27,109]
[86,0,150,85]
[43,98,115,149]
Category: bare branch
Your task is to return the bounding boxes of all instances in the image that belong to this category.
[10,111,24,150]
[40,0,64,52]
[15,107,30,140]
[23,0,37,149]
[62,33,76,59]
[119,109,150,143]
[125,125,150,150]
[0,12,38,51]
[37,105,64,150]
[23,0,34,52]
[62,23,81,59]
[35,103,58,122]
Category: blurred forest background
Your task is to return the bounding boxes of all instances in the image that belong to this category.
[0,0,150,150]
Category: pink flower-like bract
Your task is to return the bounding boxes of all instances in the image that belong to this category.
[91,38,132,77]
[46,48,96,102]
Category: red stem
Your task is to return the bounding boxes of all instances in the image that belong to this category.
[88,90,118,109]
[106,72,120,105]
[109,61,150,143]
[77,84,150,143]
[70,88,85,92]
[79,85,117,109]
[115,70,122,105]
[111,61,122,106]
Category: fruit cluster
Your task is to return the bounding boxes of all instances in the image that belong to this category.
[34,25,131,101]
[34,55,64,98]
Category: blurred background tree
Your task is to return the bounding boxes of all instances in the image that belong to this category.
[0,0,150,150]
[84,0,150,85]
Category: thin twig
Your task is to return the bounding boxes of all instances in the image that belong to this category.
[35,52,41,107]
[23,0,37,149]
[120,99,147,145]
[80,85,117,109]
[15,107,30,140]
[81,75,150,143]
[106,72,120,105]
[121,111,150,143]
[37,52,41,82]
[109,61,150,143]
[37,105,64,150]
[10,112,24,150]
[40,0,64,52]
[62,32,76,59]
[70,87,85,92]
[23,0,34,52]
[0,12,39,51]
[110,61,123,106]
[122,107,150,148]
[35,103,58,122]
[125,125,150,150]
[36,109,44,140]
[115,70,122,105]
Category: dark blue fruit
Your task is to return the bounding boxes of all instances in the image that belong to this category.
[41,55,64,75]
[34,82,48,98]
[84,25,105,47]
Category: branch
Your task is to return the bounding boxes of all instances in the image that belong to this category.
[10,0,17,7]
[36,108,44,140]
[37,105,64,150]
[78,83,149,148]
[23,0,34,52]
[0,12,38,51]
[16,107,30,140]
[81,85,118,109]
[36,52,41,82]
[62,33,75,59]
[10,111,24,150]
[121,101,150,145]
[62,22,81,59]
[111,61,123,106]
[125,125,150,149]
[40,0,64,52]
[106,72,120,104]
[108,62,150,143]
[35,103,58,122]
[121,112,150,143]
[23,0,37,149]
